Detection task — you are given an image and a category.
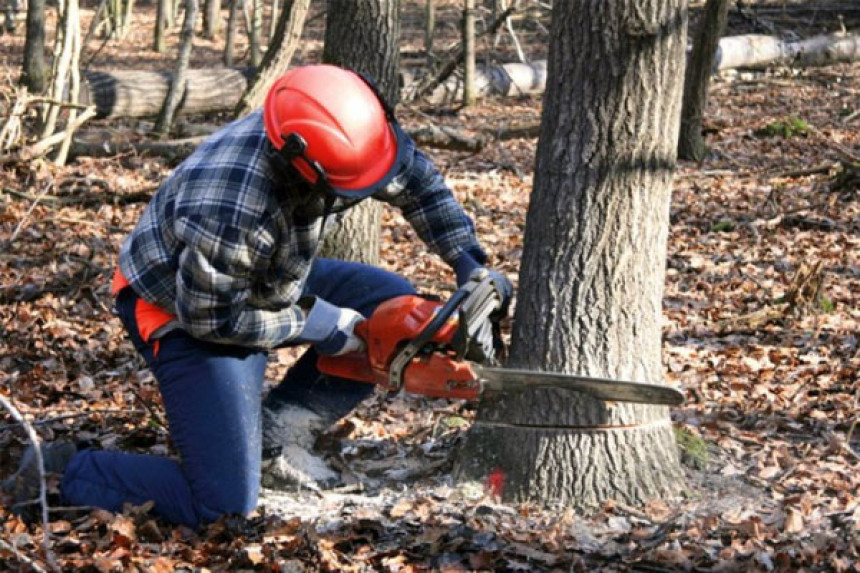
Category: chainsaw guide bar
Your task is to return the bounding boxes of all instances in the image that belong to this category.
[474,366,685,406]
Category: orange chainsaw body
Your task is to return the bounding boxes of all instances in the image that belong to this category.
[317,295,481,400]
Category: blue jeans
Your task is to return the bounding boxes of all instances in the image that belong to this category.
[61,259,415,527]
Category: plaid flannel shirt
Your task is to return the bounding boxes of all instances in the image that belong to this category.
[117,110,486,349]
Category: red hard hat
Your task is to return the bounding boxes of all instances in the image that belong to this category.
[264,65,406,197]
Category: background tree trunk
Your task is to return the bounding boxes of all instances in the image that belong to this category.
[223,0,240,65]
[319,0,400,265]
[4,0,19,32]
[236,0,310,115]
[249,0,262,67]
[22,0,47,93]
[678,0,729,161]
[154,0,170,52]
[268,0,278,40]
[155,0,198,135]
[462,0,476,106]
[425,0,435,66]
[202,0,221,39]
[455,0,686,509]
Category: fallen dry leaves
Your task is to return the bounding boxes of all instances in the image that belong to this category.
[1,1,860,571]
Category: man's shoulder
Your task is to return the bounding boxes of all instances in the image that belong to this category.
[169,111,280,218]
[189,110,268,164]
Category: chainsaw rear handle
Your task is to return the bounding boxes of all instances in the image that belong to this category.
[387,280,473,390]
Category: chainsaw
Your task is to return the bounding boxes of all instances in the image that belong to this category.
[317,271,684,406]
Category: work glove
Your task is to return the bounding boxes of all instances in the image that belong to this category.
[468,318,496,364]
[297,297,366,356]
[454,255,514,320]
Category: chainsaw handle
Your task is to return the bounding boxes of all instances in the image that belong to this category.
[387,286,470,390]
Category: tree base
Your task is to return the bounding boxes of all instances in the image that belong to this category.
[454,412,682,510]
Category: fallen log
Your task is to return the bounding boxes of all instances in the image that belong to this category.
[80,68,251,119]
[69,122,490,159]
[715,32,860,71]
[69,130,206,161]
[78,32,859,120]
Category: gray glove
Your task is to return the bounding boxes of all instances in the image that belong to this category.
[297,297,366,356]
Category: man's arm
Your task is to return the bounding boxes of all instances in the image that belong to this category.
[378,140,488,275]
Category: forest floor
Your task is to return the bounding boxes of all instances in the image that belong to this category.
[0,0,859,571]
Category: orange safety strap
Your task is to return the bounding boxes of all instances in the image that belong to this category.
[112,268,176,350]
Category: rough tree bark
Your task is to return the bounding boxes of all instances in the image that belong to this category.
[236,0,311,116]
[454,0,686,509]
[678,0,729,161]
[318,0,400,265]
[155,0,198,135]
[22,0,47,93]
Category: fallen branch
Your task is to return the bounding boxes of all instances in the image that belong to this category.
[4,180,54,247]
[0,106,97,166]
[0,394,58,572]
[0,185,154,208]
[718,261,826,330]
[0,409,143,432]
[68,134,207,161]
[0,538,49,573]
[409,124,486,152]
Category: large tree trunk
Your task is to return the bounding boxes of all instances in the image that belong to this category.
[455,0,686,509]
[678,0,729,161]
[318,0,400,265]
[21,0,47,93]
[236,0,311,116]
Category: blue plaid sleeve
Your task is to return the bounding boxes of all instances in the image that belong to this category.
[380,143,487,267]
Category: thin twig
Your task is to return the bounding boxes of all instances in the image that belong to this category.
[5,180,54,247]
[807,124,860,164]
[0,538,49,573]
[0,409,144,432]
[0,394,59,572]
